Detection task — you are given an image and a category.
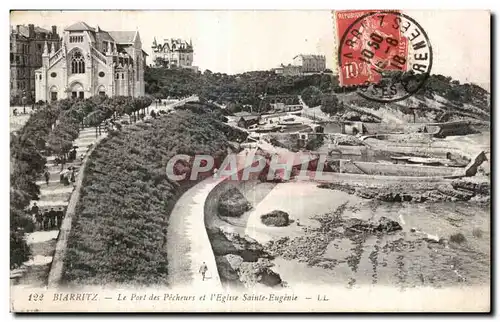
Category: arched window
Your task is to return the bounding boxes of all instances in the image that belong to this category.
[71,50,85,74]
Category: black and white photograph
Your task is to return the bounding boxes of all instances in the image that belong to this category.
[8,9,491,312]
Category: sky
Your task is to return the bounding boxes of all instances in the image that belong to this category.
[10,10,490,89]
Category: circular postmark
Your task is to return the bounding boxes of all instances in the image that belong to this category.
[338,11,433,103]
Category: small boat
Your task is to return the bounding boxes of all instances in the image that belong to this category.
[390,156,411,161]
[278,117,303,126]
[252,124,282,133]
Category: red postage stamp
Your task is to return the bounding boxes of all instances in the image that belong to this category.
[335,10,431,102]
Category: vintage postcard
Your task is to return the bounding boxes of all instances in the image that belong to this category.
[9,9,491,312]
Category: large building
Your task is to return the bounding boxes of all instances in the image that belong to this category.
[271,64,302,77]
[272,54,327,76]
[10,24,61,104]
[35,21,146,102]
[151,38,196,71]
[292,54,326,73]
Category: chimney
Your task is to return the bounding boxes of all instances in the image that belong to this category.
[28,24,35,38]
[52,25,57,36]
[16,25,20,34]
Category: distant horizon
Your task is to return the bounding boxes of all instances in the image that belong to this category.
[10,10,490,91]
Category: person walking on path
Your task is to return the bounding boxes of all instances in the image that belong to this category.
[35,211,43,230]
[56,208,64,228]
[70,168,76,183]
[199,262,208,281]
[44,170,50,186]
[30,202,39,221]
[48,208,57,229]
[42,210,50,231]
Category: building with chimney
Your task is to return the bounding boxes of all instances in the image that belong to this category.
[10,24,60,104]
[151,38,197,71]
[35,21,146,102]
[272,54,327,76]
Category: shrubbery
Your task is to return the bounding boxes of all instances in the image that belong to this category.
[145,68,338,113]
[62,110,234,285]
[10,95,154,269]
[10,106,60,268]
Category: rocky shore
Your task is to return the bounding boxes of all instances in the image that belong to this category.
[318,177,490,203]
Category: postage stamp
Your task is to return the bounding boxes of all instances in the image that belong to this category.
[335,10,432,102]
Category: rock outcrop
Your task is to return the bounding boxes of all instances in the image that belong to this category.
[260,210,290,227]
[218,187,252,217]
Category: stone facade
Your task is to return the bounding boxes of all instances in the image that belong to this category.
[10,24,60,104]
[272,54,326,76]
[35,21,146,102]
[272,64,303,76]
[292,54,326,73]
[151,38,196,71]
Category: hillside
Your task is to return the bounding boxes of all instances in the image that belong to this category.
[145,68,490,125]
[61,110,242,286]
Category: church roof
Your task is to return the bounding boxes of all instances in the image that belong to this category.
[108,31,136,44]
[122,46,135,58]
[64,21,95,32]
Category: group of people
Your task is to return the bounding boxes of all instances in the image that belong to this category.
[30,203,65,231]
[12,106,30,116]
[59,166,77,186]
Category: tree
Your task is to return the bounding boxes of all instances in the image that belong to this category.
[301,86,322,107]
[320,94,343,115]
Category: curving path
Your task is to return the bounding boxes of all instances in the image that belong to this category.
[166,177,225,290]
[166,151,252,289]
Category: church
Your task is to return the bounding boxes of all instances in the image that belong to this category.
[35,21,146,102]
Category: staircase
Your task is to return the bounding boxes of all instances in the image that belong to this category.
[10,126,105,287]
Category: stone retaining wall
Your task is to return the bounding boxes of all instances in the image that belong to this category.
[47,135,106,288]
[339,160,462,177]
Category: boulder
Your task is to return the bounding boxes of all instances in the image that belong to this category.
[258,268,282,287]
[218,187,252,217]
[207,227,271,261]
[345,216,402,234]
[437,185,474,201]
[238,258,282,288]
[215,254,244,281]
[451,179,490,195]
[375,216,403,233]
[260,210,290,227]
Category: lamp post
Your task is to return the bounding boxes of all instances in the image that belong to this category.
[21,92,27,114]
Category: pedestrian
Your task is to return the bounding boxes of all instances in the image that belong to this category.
[199,262,208,281]
[44,169,50,185]
[31,202,39,218]
[48,208,57,229]
[42,210,50,230]
[35,211,43,230]
[56,208,64,228]
[70,168,76,183]
[80,154,85,163]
